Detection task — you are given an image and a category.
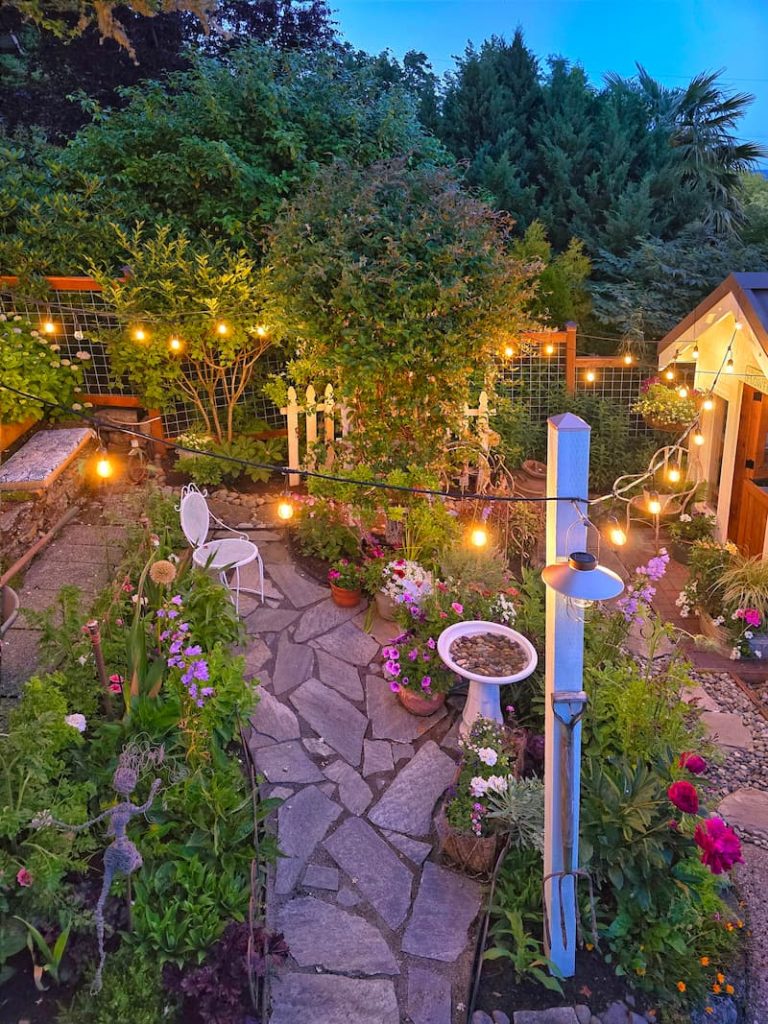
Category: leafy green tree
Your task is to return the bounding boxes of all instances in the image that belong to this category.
[510,221,591,326]
[265,157,539,472]
[741,172,768,247]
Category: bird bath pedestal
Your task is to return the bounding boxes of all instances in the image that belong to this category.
[437,620,538,740]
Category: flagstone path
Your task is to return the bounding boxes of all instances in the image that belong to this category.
[237,510,483,1024]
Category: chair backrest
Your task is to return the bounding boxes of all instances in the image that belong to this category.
[180,486,210,547]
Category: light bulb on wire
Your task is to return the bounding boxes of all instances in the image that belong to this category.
[133,326,147,342]
[608,517,627,546]
[544,342,555,356]
[503,343,515,359]
[623,353,633,365]
[469,526,489,548]
[277,498,295,521]
[216,322,229,336]
[667,464,681,484]
[255,325,268,338]
[677,385,688,399]
[692,343,699,360]
[702,397,714,412]
[42,320,57,335]
[725,352,734,373]
[648,493,662,516]
[585,369,596,383]
[168,336,184,354]
[664,366,675,381]
[95,453,113,479]
[693,430,705,447]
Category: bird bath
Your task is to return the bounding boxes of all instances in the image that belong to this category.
[437,620,538,740]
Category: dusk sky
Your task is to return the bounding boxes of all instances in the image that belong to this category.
[332,0,768,168]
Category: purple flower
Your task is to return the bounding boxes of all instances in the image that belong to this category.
[402,593,413,604]
[160,629,171,641]
[193,660,209,681]
[201,686,214,697]
[167,609,179,619]
[184,645,202,656]
[179,622,190,632]
[389,681,400,693]
[426,637,436,650]
[171,595,183,605]
[156,609,166,618]
[421,675,432,689]
[385,660,401,677]
[408,649,419,661]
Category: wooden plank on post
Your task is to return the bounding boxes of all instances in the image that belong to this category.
[323,384,335,468]
[305,385,317,469]
[565,321,577,394]
[280,386,301,487]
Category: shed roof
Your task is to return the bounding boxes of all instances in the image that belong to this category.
[659,273,768,358]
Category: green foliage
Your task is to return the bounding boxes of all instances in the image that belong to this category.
[0,315,84,423]
[294,500,360,563]
[175,434,285,486]
[486,777,545,851]
[130,855,249,966]
[668,512,717,545]
[14,916,71,988]
[632,379,699,428]
[439,546,511,594]
[267,156,538,472]
[510,220,592,326]
[57,944,177,1024]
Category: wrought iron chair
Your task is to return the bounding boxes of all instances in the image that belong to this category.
[179,484,263,614]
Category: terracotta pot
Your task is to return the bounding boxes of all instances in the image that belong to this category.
[396,687,446,717]
[522,459,547,482]
[435,804,501,875]
[699,610,731,656]
[329,583,362,608]
[375,591,398,621]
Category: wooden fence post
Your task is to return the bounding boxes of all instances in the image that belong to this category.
[565,322,577,394]
[280,386,301,486]
[305,385,318,469]
[323,385,335,467]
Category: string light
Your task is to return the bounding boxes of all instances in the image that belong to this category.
[584,369,597,383]
[42,320,57,334]
[702,397,714,412]
[133,326,148,342]
[168,336,184,354]
[664,366,675,381]
[623,353,633,365]
[469,525,489,548]
[667,464,681,484]
[607,517,627,546]
[692,343,699,360]
[677,385,688,399]
[95,453,114,479]
[647,492,662,516]
[725,351,734,373]
[544,342,555,356]
[216,322,229,336]
[503,343,515,358]
[735,321,743,331]
[255,325,268,338]
[277,498,295,521]
[693,430,705,447]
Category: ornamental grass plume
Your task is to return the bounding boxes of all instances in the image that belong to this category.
[694,817,744,874]
[668,779,699,815]
[149,559,177,586]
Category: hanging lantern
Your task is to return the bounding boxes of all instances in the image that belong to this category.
[647,492,662,516]
[95,452,114,479]
[692,343,699,360]
[542,551,624,619]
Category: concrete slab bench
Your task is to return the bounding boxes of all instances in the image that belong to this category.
[0,428,95,492]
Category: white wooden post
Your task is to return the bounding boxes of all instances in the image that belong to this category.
[280,386,301,487]
[305,385,318,469]
[476,390,491,491]
[323,384,335,467]
[544,412,590,977]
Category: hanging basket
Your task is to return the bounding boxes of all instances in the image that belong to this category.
[644,415,689,433]
[435,803,501,875]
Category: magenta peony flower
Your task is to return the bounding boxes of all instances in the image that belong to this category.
[667,780,699,815]
[16,867,32,887]
[451,602,464,614]
[694,817,744,874]
[109,682,122,694]
[679,751,708,774]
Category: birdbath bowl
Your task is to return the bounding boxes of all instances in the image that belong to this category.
[437,620,538,740]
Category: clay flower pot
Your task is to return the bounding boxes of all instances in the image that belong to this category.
[329,583,362,608]
[396,687,446,717]
[375,591,398,621]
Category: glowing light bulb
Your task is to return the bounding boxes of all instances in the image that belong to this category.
[667,466,681,484]
[503,344,515,358]
[42,320,56,334]
[585,370,596,383]
[133,327,147,342]
[277,499,294,521]
[216,322,229,336]
[469,526,488,548]
[735,321,743,331]
[692,343,699,360]
[168,336,183,353]
[693,431,705,447]
[623,353,633,365]
[544,342,555,356]
[664,367,675,381]
[677,386,688,399]
[95,455,113,479]
[726,354,734,373]
[648,495,662,516]
[609,526,627,547]
[255,325,268,338]
[703,397,714,412]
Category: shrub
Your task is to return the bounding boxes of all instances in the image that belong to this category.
[57,945,176,1024]
[0,315,85,423]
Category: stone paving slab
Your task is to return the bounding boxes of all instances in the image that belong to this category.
[275,786,342,894]
[513,1011,579,1024]
[718,788,768,833]
[244,607,299,635]
[363,739,394,776]
[250,689,300,742]
[266,564,329,609]
[368,740,457,837]
[402,862,483,962]
[316,648,365,701]
[701,710,754,751]
[269,975,399,1024]
[323,760,373,815]
[22,559,112,594]
[272,633,315,695]
[383,831,432,866]
[407,964,452,1024]
[324,817,413,930]
[302,863,339,891]
[681,684,720,712]
[252,740,324,783]
[366,674,447,742]
[313,620,379,665]
[294,599,363,643]
[290,677,367,766]
[279,897,399,975]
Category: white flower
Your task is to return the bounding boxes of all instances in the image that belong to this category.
[477,746,498,767]
[30,330,39,337]
[168,553,180,564]
[745,631,754,640]
[756,650,763,659]
[131,594,148,605]
[77,654,89,665]
[729,647,741,660]
[13,314,21,320]
[0,313,6,320]
[71,403,82,411]
[713,616,725,626]
[469,776,488,797]
[75,351,91,360]
[65,713,87,732]
[12,327,21,334]
[485,775,509,795]
[73,330,84,341]
[60,359,71,366]
[679,514,692,523]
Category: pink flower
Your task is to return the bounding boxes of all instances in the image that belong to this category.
[668,819,680,830]
[109,673,123,684]
[109,682,122,694]
[451,602,464,615]
[389,682,400,693]
[16,867,32,887]
[115,617,124,626]
[439,611,448,619]
[694,817,744,874]
[328,569,341,581]
[426,637,436,650]
[421,676,432,689]
[122,582,134,593]
[384,660,401,677]
[408,649,419,661]
[668,780,699,815]
[679,751,708,775]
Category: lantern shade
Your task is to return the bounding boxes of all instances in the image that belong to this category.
[542,551,624,603]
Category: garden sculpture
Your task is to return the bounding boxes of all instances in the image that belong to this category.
[33,742,163,992]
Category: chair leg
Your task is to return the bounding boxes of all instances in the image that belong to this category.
[258,554,264,604]
[234,566,241,616]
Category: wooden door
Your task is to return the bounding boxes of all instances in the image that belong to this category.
[728,384,768,555]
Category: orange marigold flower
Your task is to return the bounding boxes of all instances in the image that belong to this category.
[725,984,735,995]
[700,956,710,966]
[705,1008,714,1015]
[676,981,687,993]
[717,972,726,984]
[712,984,722,994]
[725,922,735,932]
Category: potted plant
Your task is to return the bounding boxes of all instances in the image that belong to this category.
[382,628,453,715]
[327,559,364,607]
[677,539,739,655]
[720,554,768,659]
[632,378,699,432]
[437,717,541,874]
[375,558,433,621]
[667,512,716,564]
[0,314,88,448]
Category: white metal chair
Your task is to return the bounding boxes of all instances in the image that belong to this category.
[179,484,264,614]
